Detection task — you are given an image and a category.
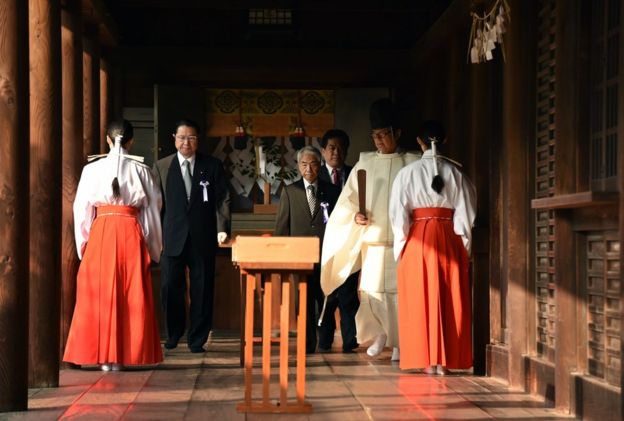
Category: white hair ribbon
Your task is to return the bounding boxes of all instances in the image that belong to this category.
[115,134,123,182]
[430,136,439,176]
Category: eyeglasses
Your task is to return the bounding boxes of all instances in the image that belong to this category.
[174,135,198,142]
[371,128,392,140]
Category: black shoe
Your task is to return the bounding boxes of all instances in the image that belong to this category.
[164,339,179,350]
[318,346,332,353]
[342,342,359,353]
[189,346,206,353]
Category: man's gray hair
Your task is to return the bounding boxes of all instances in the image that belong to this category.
[296,145,321,162]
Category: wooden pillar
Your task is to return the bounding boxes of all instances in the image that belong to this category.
[501,0,535,390]
[60,0,83,358]
[111,59,123,119]
[28,0,62,388]
[553,0,583,412]
[460,31,494,377]
[618,0,624,411]
[473,59,502,351]
[83,31,100,158]
[100,57,110,153]
[0,0,30,411]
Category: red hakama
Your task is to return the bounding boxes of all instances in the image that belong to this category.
[63,205,163,366]
[397,207,471,370]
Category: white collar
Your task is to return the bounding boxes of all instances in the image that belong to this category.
[303,179,318,190]
[324,163,342,173]
[177,152,196,166]
[420,149,462,167]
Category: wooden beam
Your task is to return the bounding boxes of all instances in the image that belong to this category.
[410,0,470,65]
[531,191,619,210]
[28,0,62,388]
[60,0,84,362]
[111,0,435,13]
[0,0,30,410]
[79,0,118,46]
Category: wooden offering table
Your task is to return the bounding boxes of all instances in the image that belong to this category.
[232,236,318,414]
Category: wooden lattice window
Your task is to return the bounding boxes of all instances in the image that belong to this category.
[590,0,620,191]
[586,232,621,386]
[533,0,556,362]
[248,9,293,26]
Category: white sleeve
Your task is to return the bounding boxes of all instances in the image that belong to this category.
[320,161,365,295]
[73,167,95,259]
[389,168,412,261]
[452,170,477,254]
[139,167,163,263]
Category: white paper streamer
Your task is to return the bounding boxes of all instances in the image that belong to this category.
[467,0,511,64]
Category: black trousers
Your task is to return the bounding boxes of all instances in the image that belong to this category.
[161,235,216,350]
[318,271,360,351]
[303,265,326,353]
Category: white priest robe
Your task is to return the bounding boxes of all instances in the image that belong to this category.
[320,150,420,348]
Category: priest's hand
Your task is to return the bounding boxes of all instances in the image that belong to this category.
[354,212,370,226]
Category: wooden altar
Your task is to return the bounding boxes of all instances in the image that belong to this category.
[232,236,318,414]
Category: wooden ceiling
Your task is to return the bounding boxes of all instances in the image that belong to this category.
[101,0,452,49]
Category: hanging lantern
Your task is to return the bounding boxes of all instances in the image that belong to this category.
[234,90,249,150]
[234,123,248,150]
[290,124,305,150]
[290,91,306,149]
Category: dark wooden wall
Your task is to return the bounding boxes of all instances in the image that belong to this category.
[393,1,622,419]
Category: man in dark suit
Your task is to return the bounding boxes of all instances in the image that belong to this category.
[153,119,231,353]
[317,129,360,353]
[274,145,340,354]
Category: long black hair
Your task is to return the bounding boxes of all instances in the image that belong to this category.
[107,119,134,199]
[418,120,446,194]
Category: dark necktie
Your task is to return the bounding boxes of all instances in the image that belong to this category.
[331,168,339,185]
[306,184,316,215]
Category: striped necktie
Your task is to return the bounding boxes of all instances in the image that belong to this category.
[306,184,316,215]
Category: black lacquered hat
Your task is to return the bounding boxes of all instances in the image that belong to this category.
[369,98,398,129]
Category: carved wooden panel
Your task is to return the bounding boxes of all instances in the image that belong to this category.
[585,232,621,386]
[590,0,620,191]
[533,0,556,362]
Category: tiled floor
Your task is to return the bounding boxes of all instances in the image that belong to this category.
[1,333,574,420]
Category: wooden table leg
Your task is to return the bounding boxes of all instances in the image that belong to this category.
[296,276,307,405]
[279,276,290,407]
[243,273,255,406]
[262,275,272,404]
[239,273,245,367]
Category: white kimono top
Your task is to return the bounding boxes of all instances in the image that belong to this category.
[73,148,163,262]
[389,149,477,261]
[320,150,420,296]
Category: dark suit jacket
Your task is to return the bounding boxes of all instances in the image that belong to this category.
[318,164,353,187]
[153,152,231,257]
[274,179,340,244]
